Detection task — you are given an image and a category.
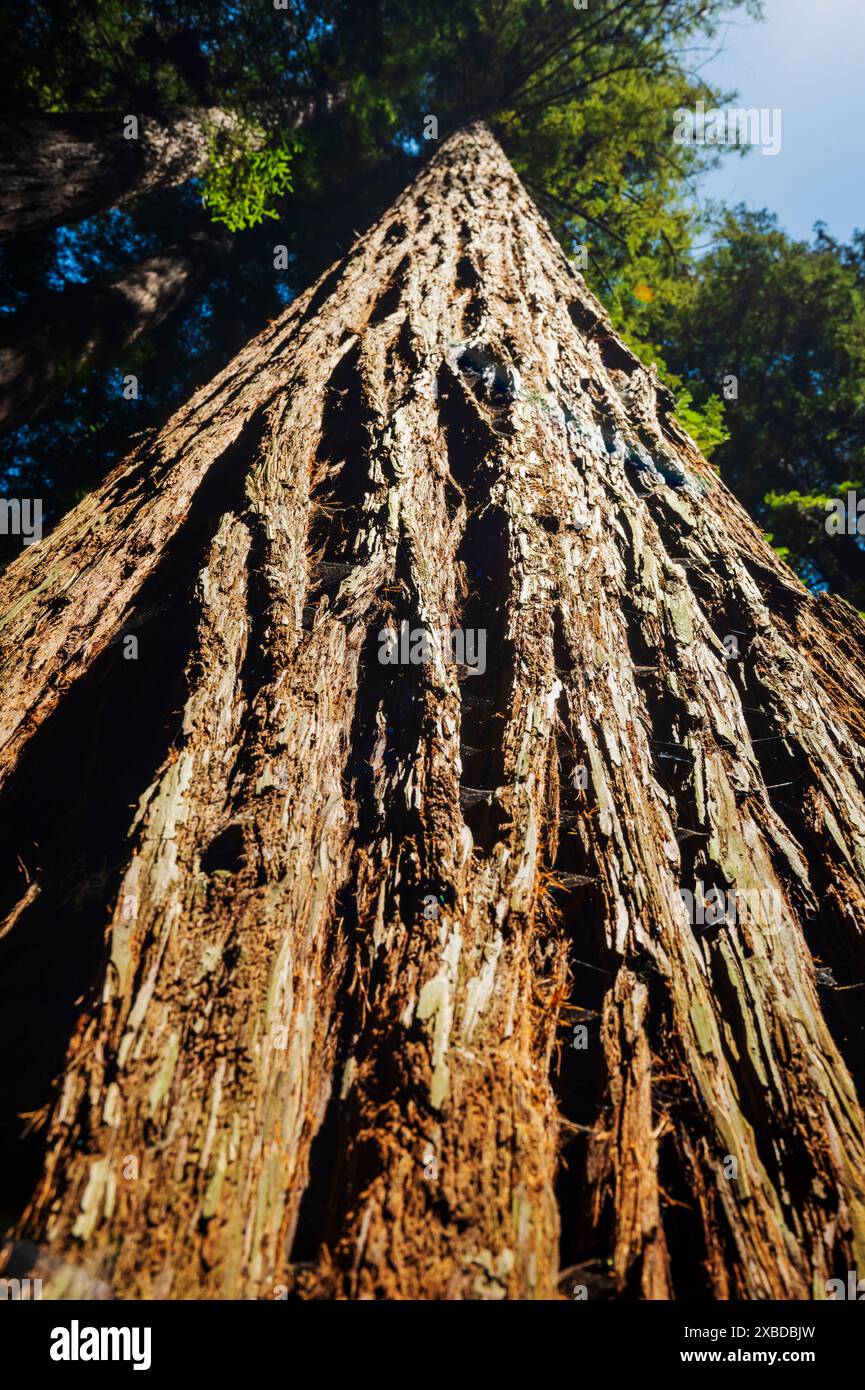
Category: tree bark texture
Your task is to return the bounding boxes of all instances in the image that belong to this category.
[1,122,864,1301]
[0,92,347,243]
[0,111,230,242]
[0,241,207,433]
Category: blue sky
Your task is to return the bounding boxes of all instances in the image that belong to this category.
[697,0,864,243]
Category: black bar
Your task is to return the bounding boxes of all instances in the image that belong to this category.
[1,1295,859,1377]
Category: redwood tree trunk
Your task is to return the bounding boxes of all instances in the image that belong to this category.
[1,122,864,1301]
[0,93,345,242]
[0,241,207,432]
[0,112,230,242]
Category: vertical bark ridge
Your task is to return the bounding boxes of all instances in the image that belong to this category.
[17,379,372,1296]
[0,208,405,792]
[544,301,865,1294]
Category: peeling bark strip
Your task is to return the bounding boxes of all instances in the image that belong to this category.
[2,122,865,1300]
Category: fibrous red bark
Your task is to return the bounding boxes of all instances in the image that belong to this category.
[1,122,864,1301]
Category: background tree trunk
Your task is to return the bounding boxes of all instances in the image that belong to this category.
[1,122,864,1301]
[0,112,233,242]
[0,239,211,433]
[0,93,343,241]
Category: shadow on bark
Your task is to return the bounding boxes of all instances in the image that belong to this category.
[0,422,254,1228]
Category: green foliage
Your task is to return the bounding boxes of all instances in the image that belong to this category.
[608,314,730,459]
[18,0,865,611]
[621,206,865,605]
[674,387,730,459]
[763,482,865,611]
[0,1,765,265]
[0,0,340,112]
[201,124,299,233]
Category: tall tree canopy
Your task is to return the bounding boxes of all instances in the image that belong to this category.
[4,0,863,615]
[0,3,760,537]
